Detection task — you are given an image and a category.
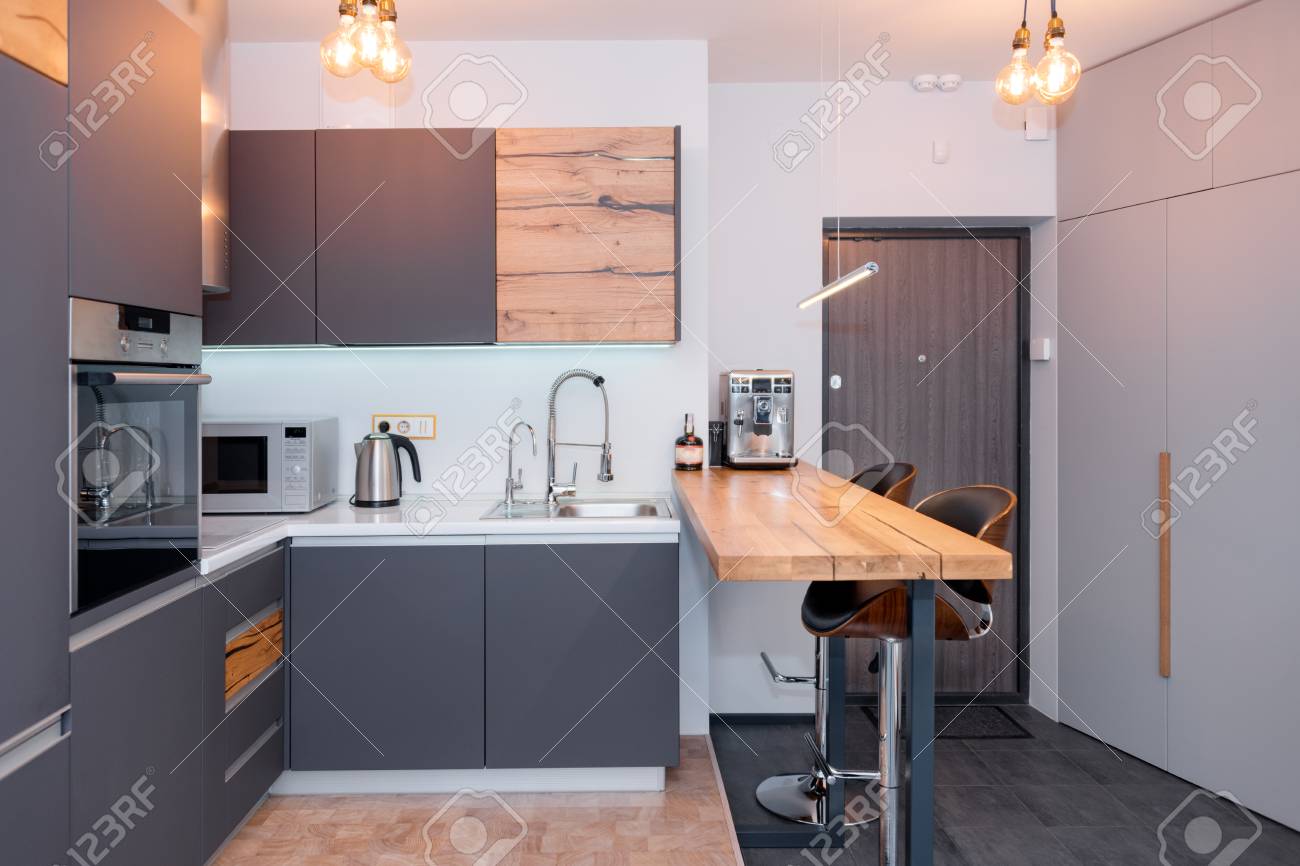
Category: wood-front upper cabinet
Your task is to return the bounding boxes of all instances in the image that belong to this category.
[68,0,201,315]
[495,127,680,343]
[314,129,497,344]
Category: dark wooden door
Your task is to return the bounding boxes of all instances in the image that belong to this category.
[825,233,1022,696]
[314,129,496,344]
[68,0,201,315]
[0,53,70,746]
[485,543,680,769]
[288,545,485,769]
[203,131,318,345]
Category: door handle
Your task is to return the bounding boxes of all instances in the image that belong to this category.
[1159,451,1171,678]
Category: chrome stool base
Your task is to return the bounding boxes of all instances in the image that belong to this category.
[755,773,826,825]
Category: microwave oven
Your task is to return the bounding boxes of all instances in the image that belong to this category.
[202,417,338,513]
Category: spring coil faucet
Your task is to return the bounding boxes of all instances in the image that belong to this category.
[546,369,614,502]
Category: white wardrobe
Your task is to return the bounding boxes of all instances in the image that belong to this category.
[1057,0,1300,831]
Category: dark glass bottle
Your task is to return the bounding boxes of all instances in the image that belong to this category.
[675,413,704,471]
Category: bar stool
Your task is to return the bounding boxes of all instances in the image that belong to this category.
[757,484,1016,864]
[849,462,917,506]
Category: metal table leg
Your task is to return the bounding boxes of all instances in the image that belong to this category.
[904,580,937,866]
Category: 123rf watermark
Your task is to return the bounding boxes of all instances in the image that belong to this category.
[403,400,527,535]
[1142,403,1258,539]
[1157,54,1261,161]
[64,771,157,866]
[773,35,891,173]
[39,35,157,172]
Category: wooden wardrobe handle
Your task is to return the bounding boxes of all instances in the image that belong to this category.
[1159,451,1171,678]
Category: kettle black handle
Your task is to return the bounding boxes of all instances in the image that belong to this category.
[390,434,422,485]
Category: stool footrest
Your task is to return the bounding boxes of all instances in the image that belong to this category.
[760,651,815,684]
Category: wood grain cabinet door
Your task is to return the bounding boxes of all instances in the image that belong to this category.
[484,543,680,768]
[203,131,318,346]
[68,0,201,315]
[495,127,680,343]
[314,129,496,345]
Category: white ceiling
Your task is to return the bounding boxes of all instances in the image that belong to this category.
[229,0,1251,82]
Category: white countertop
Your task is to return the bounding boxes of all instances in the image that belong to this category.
[199,496,679,575]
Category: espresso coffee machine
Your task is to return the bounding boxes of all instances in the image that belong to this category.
[720,370,797,468]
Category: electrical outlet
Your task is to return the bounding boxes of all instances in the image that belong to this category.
[371,413,436,439]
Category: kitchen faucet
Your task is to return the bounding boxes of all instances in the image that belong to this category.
[504,420,536,512]
[546,369,614,503]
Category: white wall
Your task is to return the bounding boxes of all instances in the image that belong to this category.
[706,80,1061,717]
[216,39,714,733]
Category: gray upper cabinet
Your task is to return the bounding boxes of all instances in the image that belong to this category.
[1166,173,1300,830]
[71,592,203,866]
[1057,201,1168,769]
[289,544,485,769]
[1209,0,1300,187]
[314,129,496,344]
[0,53,69,747]
[485,543,680,769]
[68,0,201,315]
[204,131,318,345]
[1057,24,1213,220]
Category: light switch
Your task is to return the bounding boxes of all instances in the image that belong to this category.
[372,413,437,439]
[1025,107,1051,141]
[1029,338,1052,361]
[932,139,950,164]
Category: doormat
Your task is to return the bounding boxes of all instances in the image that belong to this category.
[860,705,1032,739]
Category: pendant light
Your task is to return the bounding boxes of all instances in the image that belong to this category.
[320,2,362,78]
[320,0,412,83]
[994,1,1037,105]
[1034,0,1082,104]
[797,261,880,310]
[795,0,880,311]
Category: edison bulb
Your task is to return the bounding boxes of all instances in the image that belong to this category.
[995,48,1037,105]
[372,26,412,83]
[1035,38,1082,104]
[320,13,361,78]
[351,1,384,68]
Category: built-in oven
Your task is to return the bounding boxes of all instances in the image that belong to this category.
[65,298,210,617]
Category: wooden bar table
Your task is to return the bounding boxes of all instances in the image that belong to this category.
[672,465,1012,865]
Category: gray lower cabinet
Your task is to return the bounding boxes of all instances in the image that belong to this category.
[485,543,680,769]
[314,129,497,344]
[201,547,286,861]
[289,544,486,769]
[71,592,203,866]
[0,735,70,866]
[0,53,69,747]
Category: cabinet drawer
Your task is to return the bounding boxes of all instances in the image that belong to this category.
[225,667,285,772]
[214,547,284,631]
[0,735,70,866]
[225,724,283,833]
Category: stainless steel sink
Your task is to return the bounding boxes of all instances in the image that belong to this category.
[482,498,672,520]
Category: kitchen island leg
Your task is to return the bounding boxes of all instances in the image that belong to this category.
[904,580,936,866]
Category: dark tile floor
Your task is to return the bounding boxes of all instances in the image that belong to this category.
[712,706,1300,866]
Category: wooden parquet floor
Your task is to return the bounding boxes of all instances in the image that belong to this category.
[213,736,741,866]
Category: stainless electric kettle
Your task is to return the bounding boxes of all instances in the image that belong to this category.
[352,423,421,508]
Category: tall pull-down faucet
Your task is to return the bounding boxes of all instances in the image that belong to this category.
[546,369,614,503]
